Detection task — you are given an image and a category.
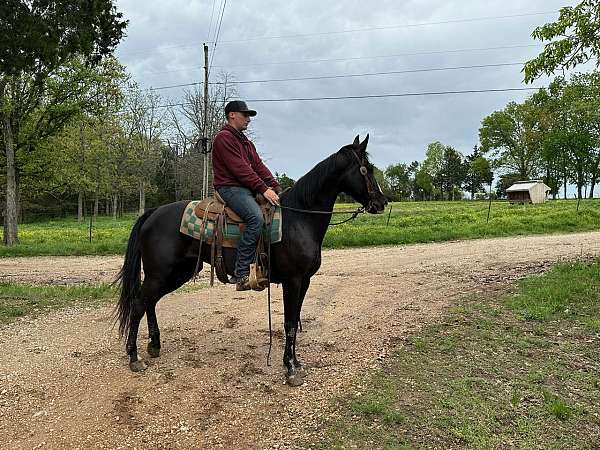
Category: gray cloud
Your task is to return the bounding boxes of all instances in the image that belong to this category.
[116,0,577,179]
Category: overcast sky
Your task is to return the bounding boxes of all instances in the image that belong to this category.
[115,0,583,180]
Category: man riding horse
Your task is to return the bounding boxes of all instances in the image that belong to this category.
[116,114,387,385]
[212,100,282,291]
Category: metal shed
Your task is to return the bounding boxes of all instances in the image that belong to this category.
[506,180,551,204]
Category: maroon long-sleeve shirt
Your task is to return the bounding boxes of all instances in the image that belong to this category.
[212,124,279,194]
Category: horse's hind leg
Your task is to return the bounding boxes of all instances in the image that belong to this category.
[146,262,196,360]
[127,276,165,371]
[126,295,148,372]
[146,299,161,358]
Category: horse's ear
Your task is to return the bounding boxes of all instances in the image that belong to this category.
[353,135,360,147]
[359,134,369,152]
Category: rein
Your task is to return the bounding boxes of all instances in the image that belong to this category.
[278,204,365,226]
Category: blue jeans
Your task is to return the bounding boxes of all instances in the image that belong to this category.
[216,186,264,278]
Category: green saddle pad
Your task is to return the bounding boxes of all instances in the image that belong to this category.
[179,200,282,244]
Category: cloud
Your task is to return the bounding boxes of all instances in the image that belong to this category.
[115,0,577,178]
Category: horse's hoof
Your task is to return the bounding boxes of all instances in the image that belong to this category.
[286,373,304,387]
[293,361,306,376]
[147,343,160,358]
[129,359,148,372]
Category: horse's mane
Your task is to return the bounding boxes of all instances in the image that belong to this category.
[283,151,340,208]
[282,145,373,208]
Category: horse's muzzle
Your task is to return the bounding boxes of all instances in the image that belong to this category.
[367,197,387,214]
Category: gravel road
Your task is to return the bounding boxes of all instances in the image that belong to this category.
[0,231,598,449]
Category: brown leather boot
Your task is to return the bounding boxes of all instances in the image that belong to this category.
[235,275,251,291]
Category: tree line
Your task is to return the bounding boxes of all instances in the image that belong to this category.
[1,0,599,245]
[370,71,600,202]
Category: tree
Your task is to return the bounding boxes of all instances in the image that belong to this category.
[165,75,239,201]
[495,173,522,199]
[414,167,434,200]
[533,73,600,198]
[529,86,566,199]
[479,101,542,180]
[524,0,600,83]
[551,75,599,198]
[275,172,295,190]
[422,142,445,199]
[385,163,413,200]
[0,0,127,245]
[37,58,128,220]
[464,146,493,199]
[120,83,165,215]
[439,146,467,200]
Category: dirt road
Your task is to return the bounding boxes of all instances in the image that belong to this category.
[1,232,599,449]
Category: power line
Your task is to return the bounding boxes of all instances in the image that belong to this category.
[137,43,541,76]
[117,10,556,58]
[216,44,542,68]
[148,62,525,91]
[245,87,543,103]
[125,87,543,112]
[216,11,556,44]
[205,0,218,43]
[208,0,227,77]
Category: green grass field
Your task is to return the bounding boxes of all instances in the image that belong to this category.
[0,199,598,257]
[0,281,207,325]
[0,283,117,324]
[314,260,600,449]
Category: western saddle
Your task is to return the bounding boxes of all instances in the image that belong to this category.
[193,192,275,291]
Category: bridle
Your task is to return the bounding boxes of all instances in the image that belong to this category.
[278,147,380,220]
[349,147,380,212]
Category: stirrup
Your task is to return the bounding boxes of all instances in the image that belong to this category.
[249,263,268,291]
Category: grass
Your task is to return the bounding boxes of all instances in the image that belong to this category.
[0,199,599,257]
[313,260,600,449]
[0,281,207,325]
[0,282,117,325]
[0,214,134,257]
[325,198,600,248]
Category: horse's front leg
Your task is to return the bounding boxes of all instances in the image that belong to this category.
[293,277,311,374]
[282,279,304,386]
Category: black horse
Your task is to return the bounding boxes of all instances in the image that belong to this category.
[116,135,387,386]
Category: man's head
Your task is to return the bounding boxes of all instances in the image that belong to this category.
[225,100,256,132]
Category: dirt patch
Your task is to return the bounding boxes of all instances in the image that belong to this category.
[0,231,598,449]
[0,255,123,285]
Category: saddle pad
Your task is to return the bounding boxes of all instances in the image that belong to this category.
[179,200,282,246]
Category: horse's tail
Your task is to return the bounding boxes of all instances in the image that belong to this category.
[114,208,157,337]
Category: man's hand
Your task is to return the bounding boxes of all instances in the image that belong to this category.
[264,188,280,206]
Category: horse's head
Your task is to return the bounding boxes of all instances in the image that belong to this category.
[338,134,388,214]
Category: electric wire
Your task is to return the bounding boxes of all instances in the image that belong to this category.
[137,44,541,77]
[148,62,525,91]
[117,10,557,57]
[119,87,544,113]
[205,0,218,44]
[216,11,556,44]
[208,0,227,78]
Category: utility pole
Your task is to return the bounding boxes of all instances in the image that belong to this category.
[202,43,210,198]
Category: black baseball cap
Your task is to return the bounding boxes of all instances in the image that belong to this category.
[224,100,257,117]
